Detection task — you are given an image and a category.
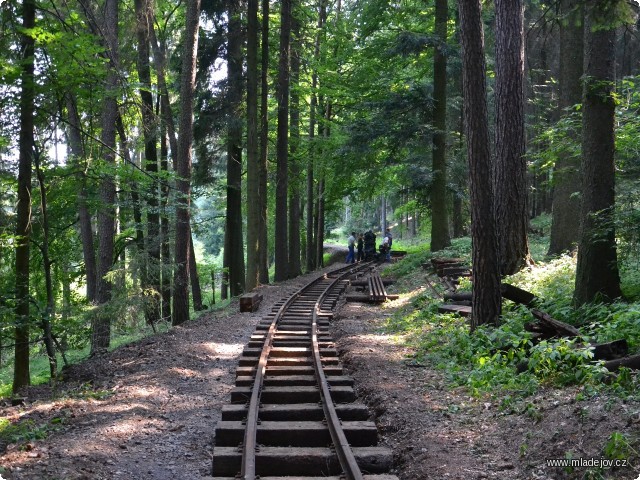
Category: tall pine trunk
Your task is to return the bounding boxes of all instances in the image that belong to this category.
[224,0,246,296]
[173,0,201,325]
[457,0,501,329]
[92,0,119,353]
[494,0,530,275]
[288,8,301,278]
[430,0,451,252]
[159,109,171,320]
[315,179,325,268]
[274,0,292,281]
[305,0,326,272]
[13,0,36,392]
[258,0,270,284]
[189,228,205,310]
[573,3,622,305]
[245,0,260,291]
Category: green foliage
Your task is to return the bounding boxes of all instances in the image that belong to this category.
[384,240,640,404]
[527,339,606,386]
[602,431,637,461]
[0,417,64,447]
[62,382,114,401]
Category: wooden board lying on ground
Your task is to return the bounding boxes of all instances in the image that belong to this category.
[345,293,400,303]
[592,339,628,361]
[351,278,395,287]
[368,273,388,302]
[437,304,471,317]
[529,309,581,337]
[501,283,538,307]
[603,354,640,372]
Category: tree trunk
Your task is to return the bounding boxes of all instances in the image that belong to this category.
[13,0,36,393]
[288,9,302,278]
[135,0,161,325]
[548,0,583,255]
[457,0,502,329]
[160,102,171,321]
[172,0,201,325]
[305,0,326,273]
[189,227,205,310]
[315,179,325,268]
[381,196,387,233]
[573,3,622,305]
[65,94,97,302]
[430,0,451,252]
[305,130,316,272]
[258,0,270,284]
[34,153,57,379]
[92,0,119,353]
[452,193,464,237]
[494,0,530,275]
[246,0,260,291]
[224,0,246,297]
[274,0,292,282]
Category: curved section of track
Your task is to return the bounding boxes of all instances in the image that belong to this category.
[211,263,399,480]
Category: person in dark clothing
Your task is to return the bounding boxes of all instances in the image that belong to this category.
[363,230,376,260]
[356,234,364,262]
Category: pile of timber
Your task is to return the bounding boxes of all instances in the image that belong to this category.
[429,257,471,278]
[423,257,473,294]
[346,272,399,303]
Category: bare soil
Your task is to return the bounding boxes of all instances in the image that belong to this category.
[1,260,639,479]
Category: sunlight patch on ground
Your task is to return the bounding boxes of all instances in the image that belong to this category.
[349,333,413,362]
[384,285,427,308]
[203,341,245,358]
[168,367,200,378]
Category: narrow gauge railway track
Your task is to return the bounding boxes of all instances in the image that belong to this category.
[211,263,399,480]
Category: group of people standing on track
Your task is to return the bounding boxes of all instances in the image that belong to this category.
[345,228,392,263]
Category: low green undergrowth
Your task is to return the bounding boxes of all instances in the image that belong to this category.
[0,416,65,447]
[384,243,640,404]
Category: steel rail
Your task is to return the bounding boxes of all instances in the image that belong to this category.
[240,263,368,479]
[312,265,364,480]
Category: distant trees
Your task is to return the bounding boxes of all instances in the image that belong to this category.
[134,0,161,326]
[548,0,583,256]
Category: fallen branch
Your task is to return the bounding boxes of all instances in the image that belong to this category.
[530,309,581,338]
[603,354,640,372]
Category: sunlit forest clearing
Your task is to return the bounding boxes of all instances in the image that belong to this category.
[1,0,640,478]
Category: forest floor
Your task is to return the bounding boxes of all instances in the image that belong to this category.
[1,254,639,479]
